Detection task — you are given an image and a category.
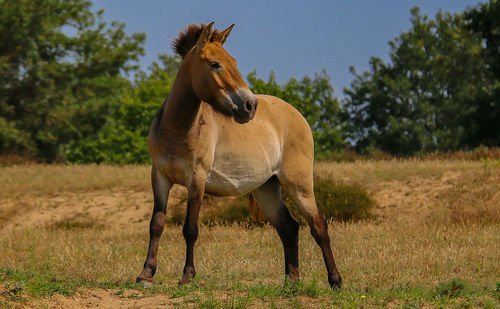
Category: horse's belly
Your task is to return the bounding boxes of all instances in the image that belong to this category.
[205,159,275,196]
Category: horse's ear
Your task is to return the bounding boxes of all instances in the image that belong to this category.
[196,21,214,49]
[218,23,235,45]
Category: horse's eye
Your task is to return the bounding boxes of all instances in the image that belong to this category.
[210,61,221,70]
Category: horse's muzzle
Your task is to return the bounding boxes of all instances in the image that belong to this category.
[230,89,258,124]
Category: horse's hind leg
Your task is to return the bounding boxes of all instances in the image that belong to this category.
[278,166,342,289]
[252,177,300,282]
[136,167,172,286]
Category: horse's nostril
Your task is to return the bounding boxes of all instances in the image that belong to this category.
[245,101,252,112]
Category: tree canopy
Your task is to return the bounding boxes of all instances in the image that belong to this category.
[0,0,145,161]
[66,54,180,164]
[1,0,499,163]
[342,4,500,155]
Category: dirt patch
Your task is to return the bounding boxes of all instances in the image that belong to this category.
[14,288,338,308]
[0,186,180,233]
[22,288,184,309]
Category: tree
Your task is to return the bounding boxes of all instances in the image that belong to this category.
[0,0,145,161]
[463,0,500,147]
[247,70,345,156]
[65,54,181,164]
[343,7,491,155]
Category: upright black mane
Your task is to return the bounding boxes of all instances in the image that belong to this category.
[172,23,223,58]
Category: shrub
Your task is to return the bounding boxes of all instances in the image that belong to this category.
[283,179,375,224]
[435,278,467,298]
[201,197,253,227]
[165,180,375,226]
[315,180,374,222]
[165,195,261,227]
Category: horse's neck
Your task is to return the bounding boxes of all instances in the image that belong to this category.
[160,70,202,142]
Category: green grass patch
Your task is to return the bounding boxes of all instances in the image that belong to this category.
[0,267,81,299]
[1,267,499,308]
[435,277,467,298]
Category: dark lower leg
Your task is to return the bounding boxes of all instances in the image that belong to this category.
[310,214,342,289]
[276,208,300,281]
[179,198,201,285]
[137,209,165,283]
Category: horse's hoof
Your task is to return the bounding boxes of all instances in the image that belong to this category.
[177,277,192,286]
[329,273,342,290]
[136,278,153,288]
[178,268,196,285]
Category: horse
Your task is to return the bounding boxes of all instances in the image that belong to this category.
[136,22,342,289]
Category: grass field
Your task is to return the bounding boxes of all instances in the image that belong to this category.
[0,160,499,308]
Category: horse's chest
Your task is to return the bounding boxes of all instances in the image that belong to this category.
[156,156,192,186]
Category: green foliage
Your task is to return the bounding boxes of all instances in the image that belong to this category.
[3,0,500,163]
[343,5,499,156]
[435,278,467,298]
[247,70,345,156]
[65,54,180,164]
[464,0,500,147]
[0,0,145,162]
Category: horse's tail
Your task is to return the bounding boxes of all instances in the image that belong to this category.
[248,193,264,222]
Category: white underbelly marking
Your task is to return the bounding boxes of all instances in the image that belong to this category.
[205,164,273,196]
[205,128,281,196]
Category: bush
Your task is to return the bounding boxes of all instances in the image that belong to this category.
[200,197,254,227]
[283,179,375,224]
[315,180,374,222]
[165,180,374,227]
[165,195,261,227]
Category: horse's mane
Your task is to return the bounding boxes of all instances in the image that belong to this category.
[172,23,223,59]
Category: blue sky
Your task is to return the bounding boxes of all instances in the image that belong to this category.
[93,0,483,96]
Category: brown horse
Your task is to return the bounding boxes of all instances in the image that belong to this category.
[136,22,342,289]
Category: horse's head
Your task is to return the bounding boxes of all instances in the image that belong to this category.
[173,22,258,124]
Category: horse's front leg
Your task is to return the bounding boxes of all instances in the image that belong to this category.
[136,167,172,286]
[179,171,206,285]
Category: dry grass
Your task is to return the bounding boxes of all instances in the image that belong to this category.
[0,161,499,307]
[0,164,150,200]
[1,221,498,289]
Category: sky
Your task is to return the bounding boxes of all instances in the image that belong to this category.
[92,0,484,96]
